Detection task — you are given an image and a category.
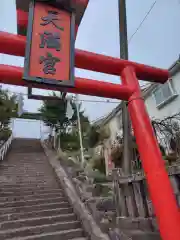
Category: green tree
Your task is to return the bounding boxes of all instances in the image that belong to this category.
[0,88,17,131]
[0,87,18,141]
[39,92,68,133]
[87,126,100,148]
[39,92,90,136]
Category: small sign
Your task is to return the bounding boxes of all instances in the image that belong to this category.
[66,99,74,119]
[27,87,66,100]
[24,0,75,87]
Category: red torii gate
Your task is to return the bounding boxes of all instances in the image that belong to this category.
[0,2,179,240]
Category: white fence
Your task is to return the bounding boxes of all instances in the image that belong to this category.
[0,134,13,161]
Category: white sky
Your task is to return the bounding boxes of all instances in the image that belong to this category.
[0,0,180,137]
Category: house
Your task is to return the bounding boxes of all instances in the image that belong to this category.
[144,59,180,119]
[94,58,180,175]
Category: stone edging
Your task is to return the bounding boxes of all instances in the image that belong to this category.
[42,142,110,240]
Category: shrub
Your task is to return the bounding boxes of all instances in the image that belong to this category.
[0,128,12,142]
[91,155,106,174]
[87,126,100,148]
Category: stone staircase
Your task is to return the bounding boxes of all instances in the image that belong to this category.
[0,138,87,240]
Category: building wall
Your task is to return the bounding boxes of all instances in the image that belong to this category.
[102,113,122,175]
[100,69,180,175]
[108,112,122,143]
[145,71,180,119]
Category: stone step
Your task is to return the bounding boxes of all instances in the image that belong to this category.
[0,182,58,188]
[1,165,51,168]
[2,162,49,165]
[0,175,52,179]
[0,221,82,239]
[0,173,51,178]
[0,178,57,182]
[0,162,47,166]
[0,163,49,167]
[6,228,84,240]
[1,170,53,173]
[0,181,57,186]
[0,191,64,202]
[0,171,54,175]
[0,179,56,183]
[0,207,74,222]
[0,196,67,208]
[0,201,70,214]
[0,139,87,240]
[0,169,53,171]
[0,188,62,196]
[124,230,161,240]
[13,157,47,160]
[1,162,48,164]
[0,185,60,192]
[1,165,48,168]
[0,170,52,174]
[1,168,52,172]
[0,175,54,179]
[1,170,51,172]
[1,163,48,166]
[0,213,77,230]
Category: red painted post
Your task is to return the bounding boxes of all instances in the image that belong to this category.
[17,9,28,28]
[121,66,180,240]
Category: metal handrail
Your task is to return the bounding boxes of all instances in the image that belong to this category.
[0,134,13,161]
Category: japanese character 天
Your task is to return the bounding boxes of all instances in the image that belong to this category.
[41,10,64,31]
[39,31,61,51]
[39,52,60,75]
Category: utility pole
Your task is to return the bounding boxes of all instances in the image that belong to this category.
[75,94,85,166]
[118,0,131,176]
[117,0,137,218]
[58,129,61,150]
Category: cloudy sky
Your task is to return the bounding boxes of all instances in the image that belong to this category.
[0,0,180,137]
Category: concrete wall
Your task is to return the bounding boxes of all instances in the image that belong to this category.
[11,118,50,139]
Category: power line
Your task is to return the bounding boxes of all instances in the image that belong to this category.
[3,88,121,104]
[90,2,158,124]
[3,84,151,104]
[128,1,157,43]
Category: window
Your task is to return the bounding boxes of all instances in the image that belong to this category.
[153,79,177,107]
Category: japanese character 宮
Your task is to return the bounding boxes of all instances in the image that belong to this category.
[39,52,60,75]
